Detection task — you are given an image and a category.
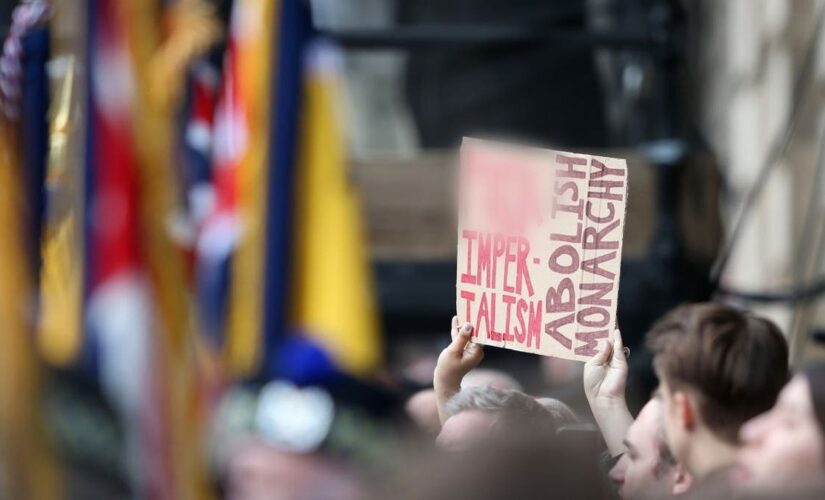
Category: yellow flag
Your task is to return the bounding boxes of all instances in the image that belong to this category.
[290,46,383,375]
[0,123,62,500]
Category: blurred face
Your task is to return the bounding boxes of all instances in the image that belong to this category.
[405,389,441,434]
[436,410,496,451]
[609,400,674,499]
[733,376,825,495]
[227,441,362,500]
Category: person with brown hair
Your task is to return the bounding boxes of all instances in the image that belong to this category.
[731,363,825,497]
[585,330,693,499]
[608,399,693,499]
[646,303,789,480]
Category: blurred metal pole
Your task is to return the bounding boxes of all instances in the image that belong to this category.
[321,25,669,51]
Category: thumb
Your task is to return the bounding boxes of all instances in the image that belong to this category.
[587,338,613,367]
[449,323,473,354]
[462,341,484,366]
[611,329,627,367]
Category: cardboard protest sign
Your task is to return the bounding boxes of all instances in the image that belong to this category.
[456,138,628,361]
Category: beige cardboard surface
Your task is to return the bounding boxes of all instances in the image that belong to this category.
[456,138,628,361]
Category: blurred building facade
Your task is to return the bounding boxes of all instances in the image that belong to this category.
[698,0,825,363]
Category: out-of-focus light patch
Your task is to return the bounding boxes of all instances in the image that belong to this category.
[189,182,216,226]
[209,386,259,469]
[87,273,152,417]
[728,0,760,79]
[197,213,241,258]
[255,381,335,453]
[218,387,259,435]
[166,210,197,247]
[762,0,789,39]
[211,91,248,167]
[186,120,212,154]
[93,41,135,118]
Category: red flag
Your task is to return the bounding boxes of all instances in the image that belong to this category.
[87,1,173,498]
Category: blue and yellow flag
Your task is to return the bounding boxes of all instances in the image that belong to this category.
[288,42,383,376]
[220,0,383,379]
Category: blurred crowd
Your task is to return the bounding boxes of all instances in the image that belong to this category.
[1,1,824,500]
[392,303,825,500]
[218,303,825,500]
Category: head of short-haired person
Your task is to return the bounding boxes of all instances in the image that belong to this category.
[435,386,575,451]
[609,399,693,499]
[647,303,788,480]
[646,303,789,480]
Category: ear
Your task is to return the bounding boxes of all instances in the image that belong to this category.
[674,391,695,431]
[670,462,694,495]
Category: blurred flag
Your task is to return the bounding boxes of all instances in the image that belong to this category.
[0,124,61,500]
[196,0,253,365]
[124,1,220,499]
[288,41,383,376]
[179,58,220,275]
[83,2,174,500]
[214,0,383,379]
[41,0,221,498]
[38,0,89,368]
[179,56,227,399]
[257,0,309,378]
[0,2,62,498]
[199,0,279,379]
[119,1,222,499]
[191,0,383,381]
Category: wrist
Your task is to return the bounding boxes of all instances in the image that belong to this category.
[434,370,462,397]
[591,404,635,457]
[588,395,629,413]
